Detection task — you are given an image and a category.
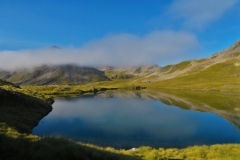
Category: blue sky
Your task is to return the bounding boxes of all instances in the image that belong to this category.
[0,0,240,69]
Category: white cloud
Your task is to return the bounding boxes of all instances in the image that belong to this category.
[169,0,237,29]
[0,30,199,70]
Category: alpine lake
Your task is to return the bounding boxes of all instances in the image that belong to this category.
[33,89,240,149]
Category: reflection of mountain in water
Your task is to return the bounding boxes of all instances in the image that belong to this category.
[96,90,240,130]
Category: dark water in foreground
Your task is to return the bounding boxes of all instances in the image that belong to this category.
[33,91,240,149]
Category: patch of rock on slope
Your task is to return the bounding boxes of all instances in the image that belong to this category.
[100,65,161,76]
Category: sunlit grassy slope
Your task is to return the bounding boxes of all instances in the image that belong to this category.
[162,60,192,74]
[148,59,240,91]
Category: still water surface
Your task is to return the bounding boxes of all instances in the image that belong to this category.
[33,91,240,149]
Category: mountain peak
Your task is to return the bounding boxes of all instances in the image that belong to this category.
[49,45,61,49]
[212,40,240,57]
[229,40,240,50]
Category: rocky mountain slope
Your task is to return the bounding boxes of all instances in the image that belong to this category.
[99,65,161,80]
[141,40,240,82]
[0,65,110,85]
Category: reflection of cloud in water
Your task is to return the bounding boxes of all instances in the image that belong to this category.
[34,91,240,148]
[49,97,199,138]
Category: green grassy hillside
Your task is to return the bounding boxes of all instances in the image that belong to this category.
[149,59,240,91]
[163,60,192,74]
[0,88,52,133]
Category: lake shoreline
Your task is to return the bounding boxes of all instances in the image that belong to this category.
[1,87,240,159]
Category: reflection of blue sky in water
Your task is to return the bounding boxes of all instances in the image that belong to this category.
[33,97,240,149]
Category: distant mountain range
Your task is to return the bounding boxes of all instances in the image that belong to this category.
[0,40,240,86]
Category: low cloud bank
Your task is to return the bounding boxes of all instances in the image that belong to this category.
[0,30,199,70]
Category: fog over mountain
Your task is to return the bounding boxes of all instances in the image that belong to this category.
[0,31,199,70]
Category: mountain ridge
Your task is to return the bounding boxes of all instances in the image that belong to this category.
[140,40,240,82]
[0,65,110,85]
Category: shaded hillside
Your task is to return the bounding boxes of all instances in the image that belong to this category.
[0,65,110,85]
[0,87,53,133]
[0,79,20,88]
